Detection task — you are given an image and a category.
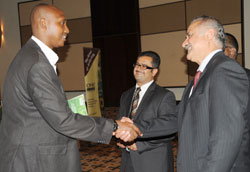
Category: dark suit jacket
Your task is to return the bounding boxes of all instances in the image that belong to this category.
[118,82,177,172]
[244,68,250,158]
[244,68,250,124]
[0,39,114,172]
[177,51,250,172]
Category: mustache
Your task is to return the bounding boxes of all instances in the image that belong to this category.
[184,44,191,51]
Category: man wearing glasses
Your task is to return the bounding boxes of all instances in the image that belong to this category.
[117,51,177,172]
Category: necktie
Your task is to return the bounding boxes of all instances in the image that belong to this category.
[130,87,141,119]
[193,71,202,88]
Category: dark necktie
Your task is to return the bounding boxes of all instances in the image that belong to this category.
[130,87,141,119]
[193,71,202,88]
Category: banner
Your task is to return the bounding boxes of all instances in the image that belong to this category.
[83,48,104,117]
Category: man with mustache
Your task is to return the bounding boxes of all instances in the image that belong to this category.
[117,51,177,172]
[177,16,250,172]
[0,3,141,172]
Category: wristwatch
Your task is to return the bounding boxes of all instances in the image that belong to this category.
[113,120,119,132]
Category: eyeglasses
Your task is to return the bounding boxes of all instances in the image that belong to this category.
[133,63,155,70]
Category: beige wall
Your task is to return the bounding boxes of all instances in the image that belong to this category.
[244,0,250,69]
[139,0,242,99]
[18,0,92,91]
[0,0,25,97]
[0,0,246,101]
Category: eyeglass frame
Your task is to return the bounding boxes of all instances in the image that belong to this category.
[133,62,155,70]
[225,45,234,49]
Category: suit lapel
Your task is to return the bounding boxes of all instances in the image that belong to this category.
[133,82,156,120]
[28,38,64,93]
[190,51,222,96]
[28,39,54,67]
[179,51,223,129]
[178,81,193,124]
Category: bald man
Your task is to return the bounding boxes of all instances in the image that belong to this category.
[0,3,141,172]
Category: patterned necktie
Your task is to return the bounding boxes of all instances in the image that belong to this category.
[130,87,141,119]
[193,71,202,88]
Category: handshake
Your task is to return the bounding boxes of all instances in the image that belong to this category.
[113,117,142,142]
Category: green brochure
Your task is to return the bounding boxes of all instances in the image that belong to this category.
[68,94,88,116]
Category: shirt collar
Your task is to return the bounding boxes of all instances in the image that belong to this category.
[197,49,222,72]
[136,80,154,92]
[31,36,59,73]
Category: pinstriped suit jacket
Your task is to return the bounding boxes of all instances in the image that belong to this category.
[177,51,250,172]
[0,39,114,172]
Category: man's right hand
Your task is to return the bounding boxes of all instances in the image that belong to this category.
[114,120,142,142]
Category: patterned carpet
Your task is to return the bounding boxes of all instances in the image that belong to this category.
[79,107,177,172]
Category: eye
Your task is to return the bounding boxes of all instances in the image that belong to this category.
[60,20,66,26]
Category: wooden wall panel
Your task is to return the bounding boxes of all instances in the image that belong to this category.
[236,54,243,66]
[141,31,188,86]
[20,25,32,46]
[54,0,91,19]
[67,18,92,44]
[139,0,183,8]
[19,0,93,91]
[18,0,243,99]
[224,24,242,53]
[57,43,93,91]
[224,23,243,66]
[19,0,52,26]
[140,2,185,35]
[20,18,93,46]
[186,0,241,25]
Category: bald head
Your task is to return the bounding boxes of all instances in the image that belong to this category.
[30,3,69,49]
[31,4,57,35]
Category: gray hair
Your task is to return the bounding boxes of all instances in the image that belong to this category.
[191,16,225,48]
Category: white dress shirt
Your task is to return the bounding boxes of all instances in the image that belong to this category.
[135,80,154,106]
[189,49,222,96]
[31,36,59,74]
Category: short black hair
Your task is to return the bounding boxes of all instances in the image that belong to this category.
[137,51,161,69]
[225,32,239,54]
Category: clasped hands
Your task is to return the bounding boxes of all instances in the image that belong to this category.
[113,117,140,151]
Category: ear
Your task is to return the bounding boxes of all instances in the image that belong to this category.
[152,69,158,77]
[39,18,47,31]
[206,28,215,40]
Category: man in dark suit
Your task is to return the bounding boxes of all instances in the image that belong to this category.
[177,16,250,172]
[117,51,177,172]
[0,4,141,172]
[224,32,239,60]
[224,32,250,163]
[224,32,250,76]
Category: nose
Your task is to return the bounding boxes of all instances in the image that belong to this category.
[182,38,188,48]
[135,64,144,70]
[65,24,69,34]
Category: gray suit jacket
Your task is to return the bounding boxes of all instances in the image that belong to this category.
[177,51,250,172]
[0,39,114,172]
[118,82,177,172]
